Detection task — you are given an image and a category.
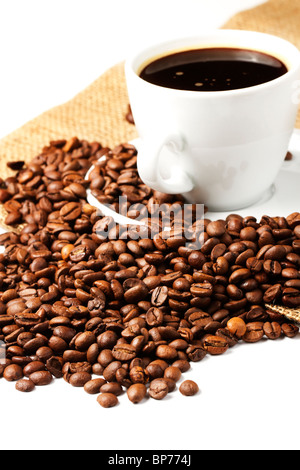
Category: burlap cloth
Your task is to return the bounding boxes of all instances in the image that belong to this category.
[0,0,299,229]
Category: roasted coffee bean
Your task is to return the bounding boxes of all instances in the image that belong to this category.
[112,344,136,361]
[97,392,119,408]
[172,359,190,373]
[15,378,35,392]
[100,381,123,396]
[84,378,106,395]
[264,245,286,261]
[60,202,82,221]
[161,377,175,392]
[23,361,45,377]
[123,279,149,303]
[179,380,199,396]
[74,331,96,351]
[186,345,207,362]
[263,322,281,340]
[103,361,122,382]
[202,335,229,355]
[3,364,23,381]
[145,362,164,380]
[129,366,148,384]
[29,370,53,386]
[206,221,226,238]
[69,371,92,387]
[282,288,300,308]
[164,366,181,382]
[151,286,168,306]
[242,322,264,343]
[146,307,164,327]
[148,378,169,400]
[127,383,147,403]
[215,321,237,342]
[46,356,64,378]
[155,344,177,361]
[229,268,251,284]
[190,282,213,297]
[227,317,247,338]
[281,323,299,338]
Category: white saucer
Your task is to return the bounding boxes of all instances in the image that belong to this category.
[85,129,300,224]
[206,129,300,221]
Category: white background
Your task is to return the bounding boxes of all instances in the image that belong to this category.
[2,0,300,452]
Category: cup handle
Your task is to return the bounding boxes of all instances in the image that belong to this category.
[137,134,194,195]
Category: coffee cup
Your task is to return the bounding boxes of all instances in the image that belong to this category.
[125,30,300,211]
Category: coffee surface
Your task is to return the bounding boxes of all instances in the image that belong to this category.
[139,47,288,91]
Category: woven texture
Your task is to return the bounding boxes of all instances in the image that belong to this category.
[266,304,300,324]
[0,61,138,175]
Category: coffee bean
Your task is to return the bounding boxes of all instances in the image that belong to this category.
[29,370,53,386]
[146,307,164,327]
[179,380,199,396]
[172,359,190,372]
[3,364,23,381]
[206,221,226,238]
[69,371,92,387]
[242,322,264,343]
[84,378,106,394]
[264,245,286,261]
[129,366,148,384]
[215,328,238,347]
[23,361,46,377]
[15,378,35,392]
[263,322,281,340]
[186,345,207,362]
[74,331,96,351]
[282,288,300,308]
[103,361,122,382]
[202,335,229,355]
[148,378,169,400]
[281,323,299,338]
[190,282,213,297]
[229,268,251,284]
[112,344,136,361]
[46,356,64,378]
[226,317,247,338]
[97,392,119,408]
[155,345,177,361]
[263,284,282,303]
[145,362,164,380]
[151,286,168,306]
[164,366,181,382]
[127,383,147,403]
[100,382,123,396]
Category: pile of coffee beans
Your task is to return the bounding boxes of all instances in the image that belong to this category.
[0,137,299,408]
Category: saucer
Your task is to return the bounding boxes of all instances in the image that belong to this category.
[206,129,300,221]
[85,129,300,224]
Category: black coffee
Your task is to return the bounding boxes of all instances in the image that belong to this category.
[139,47,288,91]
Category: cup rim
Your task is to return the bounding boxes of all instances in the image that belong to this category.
[125,29,300,97]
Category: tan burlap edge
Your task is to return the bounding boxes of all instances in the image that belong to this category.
[0,62,138,229]
[0,62,138,173]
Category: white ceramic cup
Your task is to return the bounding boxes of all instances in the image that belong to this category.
[125,30,300,212]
